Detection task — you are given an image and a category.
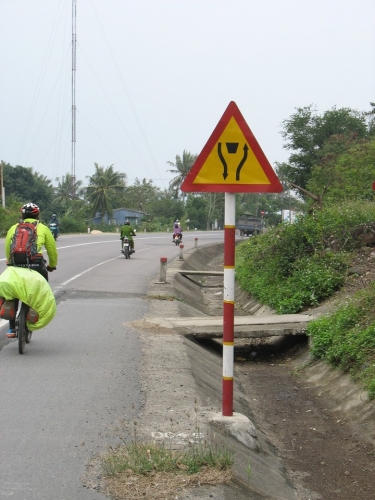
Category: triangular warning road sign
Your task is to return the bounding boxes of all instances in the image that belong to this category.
[181,101,283,193]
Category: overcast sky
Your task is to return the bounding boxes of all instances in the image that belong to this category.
[1,0,374,191]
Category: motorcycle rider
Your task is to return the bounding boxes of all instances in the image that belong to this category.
[49,213,60,236]
[4,203,58,338]
[120,220,136,253]
[172,222,182,242]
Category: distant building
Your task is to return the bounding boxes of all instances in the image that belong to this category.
[91,208,145,226]
[282,209,297,224]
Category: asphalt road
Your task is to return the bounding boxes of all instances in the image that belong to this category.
[0,230,224,500]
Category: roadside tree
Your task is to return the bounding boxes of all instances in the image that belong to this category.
[2,163,53,211]
[167,150,197,201]
[279,105,370,192]
[86,163,126,217]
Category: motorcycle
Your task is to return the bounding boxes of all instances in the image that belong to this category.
[121,236,133,259]
[49,223,58,240]
[173,233,182,246]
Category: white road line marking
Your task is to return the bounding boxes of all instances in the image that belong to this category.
[0,248,150,329]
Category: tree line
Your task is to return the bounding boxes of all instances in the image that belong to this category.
[1,102,374,234]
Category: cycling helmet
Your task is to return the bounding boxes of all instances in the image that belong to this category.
[21,203,40,217]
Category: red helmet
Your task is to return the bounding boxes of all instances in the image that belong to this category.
[21,203,40,217]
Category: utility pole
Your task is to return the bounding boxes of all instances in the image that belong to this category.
[71,0,77,198]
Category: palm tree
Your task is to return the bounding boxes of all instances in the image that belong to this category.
[55,173,83,205]
[86,163,126,217]
[167,150,197,201]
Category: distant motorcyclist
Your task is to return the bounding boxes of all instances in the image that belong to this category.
[49,213,60,238]
[172,222,182,242]
[120,220,136,253]
[49,213,60,225]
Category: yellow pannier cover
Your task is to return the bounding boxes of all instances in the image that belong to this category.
[0,266,56,331]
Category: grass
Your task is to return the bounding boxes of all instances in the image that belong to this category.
[235,201,375,314]
[146,294,181,301]
[307,283,375,399]
[102,440,234,476]
[101,435,234,500]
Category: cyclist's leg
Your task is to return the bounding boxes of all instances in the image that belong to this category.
[29,261,49,281]
[36,263,49,282]
[8,299,19,332]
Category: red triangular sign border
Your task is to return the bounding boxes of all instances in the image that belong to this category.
[181,101,283,193]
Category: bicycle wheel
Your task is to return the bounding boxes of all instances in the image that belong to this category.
[18,303,28,354]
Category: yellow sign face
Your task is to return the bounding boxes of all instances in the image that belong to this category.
[181,101,283,193]
[193,117,271,185]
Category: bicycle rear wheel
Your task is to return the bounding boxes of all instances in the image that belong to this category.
[18,303,28,354]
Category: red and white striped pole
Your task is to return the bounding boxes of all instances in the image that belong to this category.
[223,192,236,416]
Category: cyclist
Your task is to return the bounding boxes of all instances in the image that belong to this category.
[4,203,58,338]
[120,220,136,253]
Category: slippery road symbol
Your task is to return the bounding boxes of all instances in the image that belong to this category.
[218,142,249,181]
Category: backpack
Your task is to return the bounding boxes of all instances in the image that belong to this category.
[10,221,40,266]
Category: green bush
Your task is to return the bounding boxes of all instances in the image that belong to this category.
[0,206,20,236]
[60,216,89,234]
[140,219,169,232]
[307,284,375,398]
[235,200,375,313]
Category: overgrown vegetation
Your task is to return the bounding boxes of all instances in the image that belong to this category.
[236,201,375,313]
[307,284,375,399]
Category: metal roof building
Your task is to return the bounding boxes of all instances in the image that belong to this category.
[91,208,145,227]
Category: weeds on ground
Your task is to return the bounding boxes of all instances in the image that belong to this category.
[146,294,181,301]
[307,282,375,399]
[101,419,234,500]
[102,439,234,477]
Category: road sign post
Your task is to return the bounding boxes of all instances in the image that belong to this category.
[181,101,283,417]
[223,192,236,415]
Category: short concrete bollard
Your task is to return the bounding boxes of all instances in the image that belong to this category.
[195,237,198,248]
[179,244,184,260]
[159,257,167,282]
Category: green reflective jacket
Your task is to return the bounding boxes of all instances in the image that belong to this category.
[5,218,58,268]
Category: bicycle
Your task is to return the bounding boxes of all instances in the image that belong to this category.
[16,302,32,354]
